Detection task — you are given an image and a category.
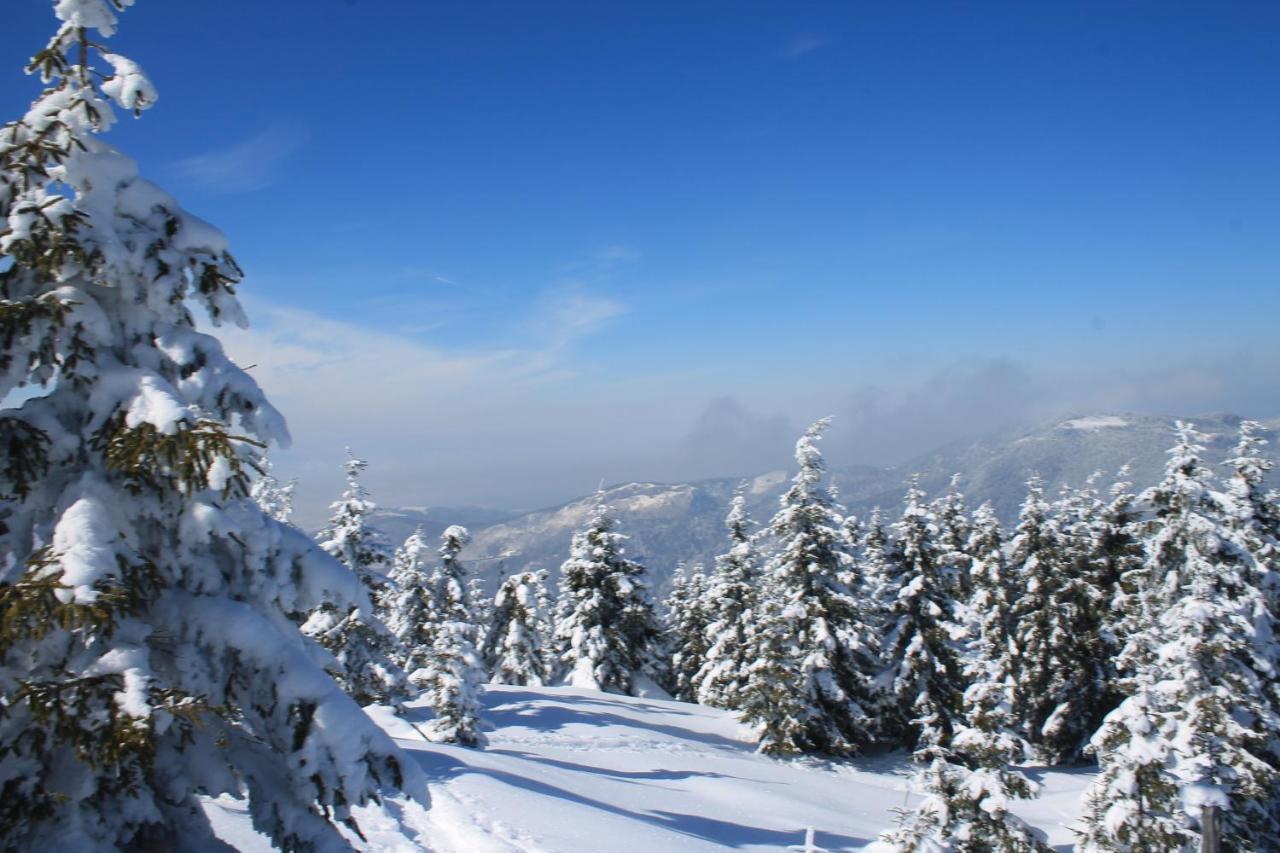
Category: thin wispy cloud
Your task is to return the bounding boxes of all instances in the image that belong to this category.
[536,287,626,348]
[210,293,650,522]
[557,245,642,280]
[782,33,830,59]
[383,266,469,289]
[534,246,634,356]
[171,122,310,193]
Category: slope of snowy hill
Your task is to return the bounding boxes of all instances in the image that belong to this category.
[363,506,520,554]
[439,412,1276,598]
[829,411,1276,524]
[204,686,1091,851]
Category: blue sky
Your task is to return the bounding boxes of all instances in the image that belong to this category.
[4,1,1279,520]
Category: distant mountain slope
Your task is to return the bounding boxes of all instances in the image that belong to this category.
[831,411,1277,524]
[364,506,520,554]
[384,413,1276,599]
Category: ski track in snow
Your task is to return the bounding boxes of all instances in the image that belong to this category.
[204,685,1092,852]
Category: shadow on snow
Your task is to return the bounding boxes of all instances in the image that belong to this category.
[411,750,869,851]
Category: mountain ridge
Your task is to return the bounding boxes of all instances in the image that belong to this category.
[369,411,1278,599]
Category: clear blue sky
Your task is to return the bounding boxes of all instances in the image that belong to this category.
[4,1,1279,519]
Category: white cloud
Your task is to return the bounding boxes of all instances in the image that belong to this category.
[171,123,309,193]
[213,287,631,525]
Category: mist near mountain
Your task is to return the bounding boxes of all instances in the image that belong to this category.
[370,412,1278,600]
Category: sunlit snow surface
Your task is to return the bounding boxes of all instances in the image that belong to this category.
[204,686,1092,851]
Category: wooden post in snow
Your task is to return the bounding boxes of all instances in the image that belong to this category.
[1201,806,1220,853]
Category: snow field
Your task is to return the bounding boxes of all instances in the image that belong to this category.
[207,685,1092,852]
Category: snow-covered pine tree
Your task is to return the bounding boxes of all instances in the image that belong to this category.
[932,474,973,602]
[664,563,712,703]
[965,503,1016,701]
[1219,419,1280,578]
[303,454,409,707]
[1040,475,1114,761]
[842,511,862,556]
[737,587,814,756]
[878,504,1051,851]
[420,621,484,745]
[878,476,965,756]
[553,495,662,695]
[1079,422,1279,850]
[468,576,492,628]
[946,651,1050,848]
[0,4,409,847]
[696,491,761,710]
[878,580,1051,853]
[738,418,879,755]
[1054,472,1103,578]
[317,453,394,612]
[430,524,470,623]
[417,525,484,745]
[1006,475,1104,763]
[1086,469,1144,691]
[877,741,1049,852]
[250,456,296,524]
[1220,422,1280,742]
[858,506,895,628]
[483,570,550,686]
[387,525,437,677]
[1088,468,1144,601]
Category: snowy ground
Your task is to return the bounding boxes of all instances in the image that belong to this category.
[204,686,1093,852]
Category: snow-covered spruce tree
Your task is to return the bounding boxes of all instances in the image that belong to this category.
[932,474,973,602]
[1086,469,1144,685]
[664,563,712,703]
[965,502,1014,682]
[1079,423,1279,850]
[553,495,662,695]
[878,579,1051,853]
[858,506,895,627]
[878,476,965,756]
[1042,475,1116,760]
[696,491,761,710]
[877,717,1050,851]
[250,455,296,524]
[1220,421,1280,827]
[0,4,409,847]
[878,755,1048,851]
[1220,421,1280,584]
[946,663,1050,847]
[1006,475,1105,763]
[316,453,394,612]
[468,575,491,627]
[1053,472,1103,581]
[1220,422,1280,711]
[386,525,437,677]
[429,524,470,623]
[416,525,484,745]
[737,588,814,756]
[879,503,1051,851]
[482,570,550,686]
[303,454,409,707]
[738,418,879,755]
[1078,674,1182,852]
